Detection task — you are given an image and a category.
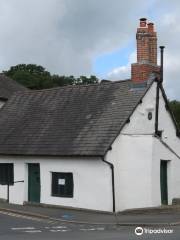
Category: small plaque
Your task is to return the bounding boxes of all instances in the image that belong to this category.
[58,179,65,185]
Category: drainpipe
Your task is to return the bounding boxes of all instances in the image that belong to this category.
[160,46,165,84]
[101,157,115,212]
[155,78,160,135]
[7,166,10,203]
[7,184,9,203]
[7,180,24,204]
[155,46,165,136]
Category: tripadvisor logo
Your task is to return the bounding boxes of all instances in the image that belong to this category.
[135,227,143,236]
[135,226,173,236]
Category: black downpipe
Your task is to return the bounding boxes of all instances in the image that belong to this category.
[7,166,10,203]
[155,46,165,136]
[160,46,165,84]
[155,80,160,135]
[102,157,115,212]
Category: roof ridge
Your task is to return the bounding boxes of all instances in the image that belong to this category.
[13,79,131,95]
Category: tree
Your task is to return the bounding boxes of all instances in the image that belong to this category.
[3,64,180,129]
[3,64,99,90]
[169,100,180,128]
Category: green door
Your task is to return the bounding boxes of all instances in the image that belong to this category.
[28,164,40,203]
[160,161,168,205]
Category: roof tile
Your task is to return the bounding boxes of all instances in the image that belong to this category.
[0,80,149,156]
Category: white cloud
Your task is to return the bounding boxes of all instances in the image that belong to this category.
[107,65,131,80]
[107,51,136,80]
[0,0,150,76]
[156,3,180,100]
[0,0,180,99]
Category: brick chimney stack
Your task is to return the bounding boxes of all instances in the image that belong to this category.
[131,18,160,83]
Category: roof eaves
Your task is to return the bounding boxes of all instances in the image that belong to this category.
[0,152,103,158]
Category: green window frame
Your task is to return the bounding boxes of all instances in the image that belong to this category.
[51,172,73,198]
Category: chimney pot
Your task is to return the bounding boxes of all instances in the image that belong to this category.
[148,22,154,32]
[140,18,147,27]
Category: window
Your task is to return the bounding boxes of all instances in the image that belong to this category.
[51,172,73,198]
[0,163,14,185]
[148,112,153,120]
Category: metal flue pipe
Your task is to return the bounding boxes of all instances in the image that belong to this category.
[160,46,165,83]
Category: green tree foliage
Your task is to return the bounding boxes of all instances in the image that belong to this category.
[4,64,99,90]
[169,100,180,128]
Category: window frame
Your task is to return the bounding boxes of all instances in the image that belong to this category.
[0,163,14,186]
[51,172,74,198]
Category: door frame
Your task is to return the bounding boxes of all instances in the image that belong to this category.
[28,163,41,203]
[160,160,169,205]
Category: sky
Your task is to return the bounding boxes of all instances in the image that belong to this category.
[0,0,180,100]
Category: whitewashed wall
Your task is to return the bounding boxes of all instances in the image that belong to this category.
[151,88,180,205]
[158,89,180,156]
[106,81,180,211]
[0,156,113,212]
[106,83,156,211]
[106,134,153,212]
[152,138,180,206]
[121,82,156,135]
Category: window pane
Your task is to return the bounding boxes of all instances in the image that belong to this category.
[52,172,73,198]
[0,164,14,185]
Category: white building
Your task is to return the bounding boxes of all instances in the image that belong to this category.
[0,18,180,212]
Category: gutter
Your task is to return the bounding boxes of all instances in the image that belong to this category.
[101,157,115,212]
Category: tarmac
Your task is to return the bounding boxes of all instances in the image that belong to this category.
[1,201,180,226]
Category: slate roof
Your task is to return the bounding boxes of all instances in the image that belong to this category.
[0,74,27,100]
[0,80,151,156]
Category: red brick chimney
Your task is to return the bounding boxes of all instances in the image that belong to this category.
[131,18,160,83]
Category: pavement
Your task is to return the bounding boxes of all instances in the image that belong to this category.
[1,212,179,240]
[1,202,180,226]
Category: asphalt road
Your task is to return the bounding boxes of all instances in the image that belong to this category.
[0,210,180,240]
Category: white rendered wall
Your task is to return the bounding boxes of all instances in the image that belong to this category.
[121,82,157,135]
[151,89,180,205]
[106,83,156,211]
[158,89,180,156]
[106,134,153,212]
[0,156,113,212]
[152,138,180,206]
[106,82,180,211]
